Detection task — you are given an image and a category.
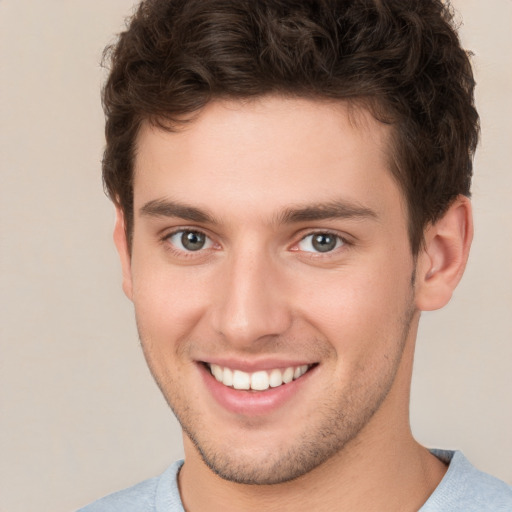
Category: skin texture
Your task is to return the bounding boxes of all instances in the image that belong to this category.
[114,97,472,511]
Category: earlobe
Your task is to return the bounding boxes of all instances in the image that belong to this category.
[113,207,134,301]
[415,196,473,311]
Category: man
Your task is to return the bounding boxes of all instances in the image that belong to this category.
[80,0,512,510]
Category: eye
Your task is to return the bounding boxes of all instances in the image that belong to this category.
[167,230,213,252]
[297,232,344,253]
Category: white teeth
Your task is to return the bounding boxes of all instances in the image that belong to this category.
[251,371,269,391]
[223,367,233,387]
[208,364,311,391]
[211,364,223,382]
[269,368,283,388]
[232,370,251,390]
[297,365,308,377]
[282,367,294,384]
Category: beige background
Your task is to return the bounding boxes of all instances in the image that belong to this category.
[0,1,511,511]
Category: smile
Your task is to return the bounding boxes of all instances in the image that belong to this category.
[207,363,312,391]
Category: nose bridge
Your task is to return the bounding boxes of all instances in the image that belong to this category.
[212,241,291,346]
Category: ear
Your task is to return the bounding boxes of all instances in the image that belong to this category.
[415,196,473,311]
[113,206,134,301]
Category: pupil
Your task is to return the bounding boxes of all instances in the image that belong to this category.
[312,234,336,253]
[181,231,205,251]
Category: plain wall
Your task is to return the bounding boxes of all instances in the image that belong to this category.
[0,1,510,511]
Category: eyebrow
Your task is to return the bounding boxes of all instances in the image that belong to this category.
[139,198,378,225]
[276,200,379,224]
[140,199,216,223]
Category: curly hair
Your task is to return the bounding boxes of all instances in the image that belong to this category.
[102,0,479,253]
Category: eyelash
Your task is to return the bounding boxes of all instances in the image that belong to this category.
[161,228,350,257]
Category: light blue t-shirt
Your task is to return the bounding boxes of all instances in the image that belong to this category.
[77,450,512,511]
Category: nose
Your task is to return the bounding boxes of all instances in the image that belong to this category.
[210,247,293,349]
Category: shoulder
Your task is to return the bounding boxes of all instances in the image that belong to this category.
[421,450,512,512]
[76,460,184,512]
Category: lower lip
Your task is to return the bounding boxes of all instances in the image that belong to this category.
[198,363,316,416]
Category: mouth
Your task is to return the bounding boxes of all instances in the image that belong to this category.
[205,362,315,391]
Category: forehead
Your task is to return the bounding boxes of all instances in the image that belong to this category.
[132,96,404,224]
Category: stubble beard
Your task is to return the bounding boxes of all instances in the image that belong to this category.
[139,297,417,486]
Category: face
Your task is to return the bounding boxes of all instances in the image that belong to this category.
[119,97,419,485]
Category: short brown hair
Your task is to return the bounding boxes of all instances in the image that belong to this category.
[102,0,479,253]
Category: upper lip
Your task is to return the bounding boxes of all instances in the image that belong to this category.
[198,358,316,373]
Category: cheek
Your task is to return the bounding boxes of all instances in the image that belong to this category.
[130,259,210,347]
[295,260,414,355]
[131,269,208,388]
